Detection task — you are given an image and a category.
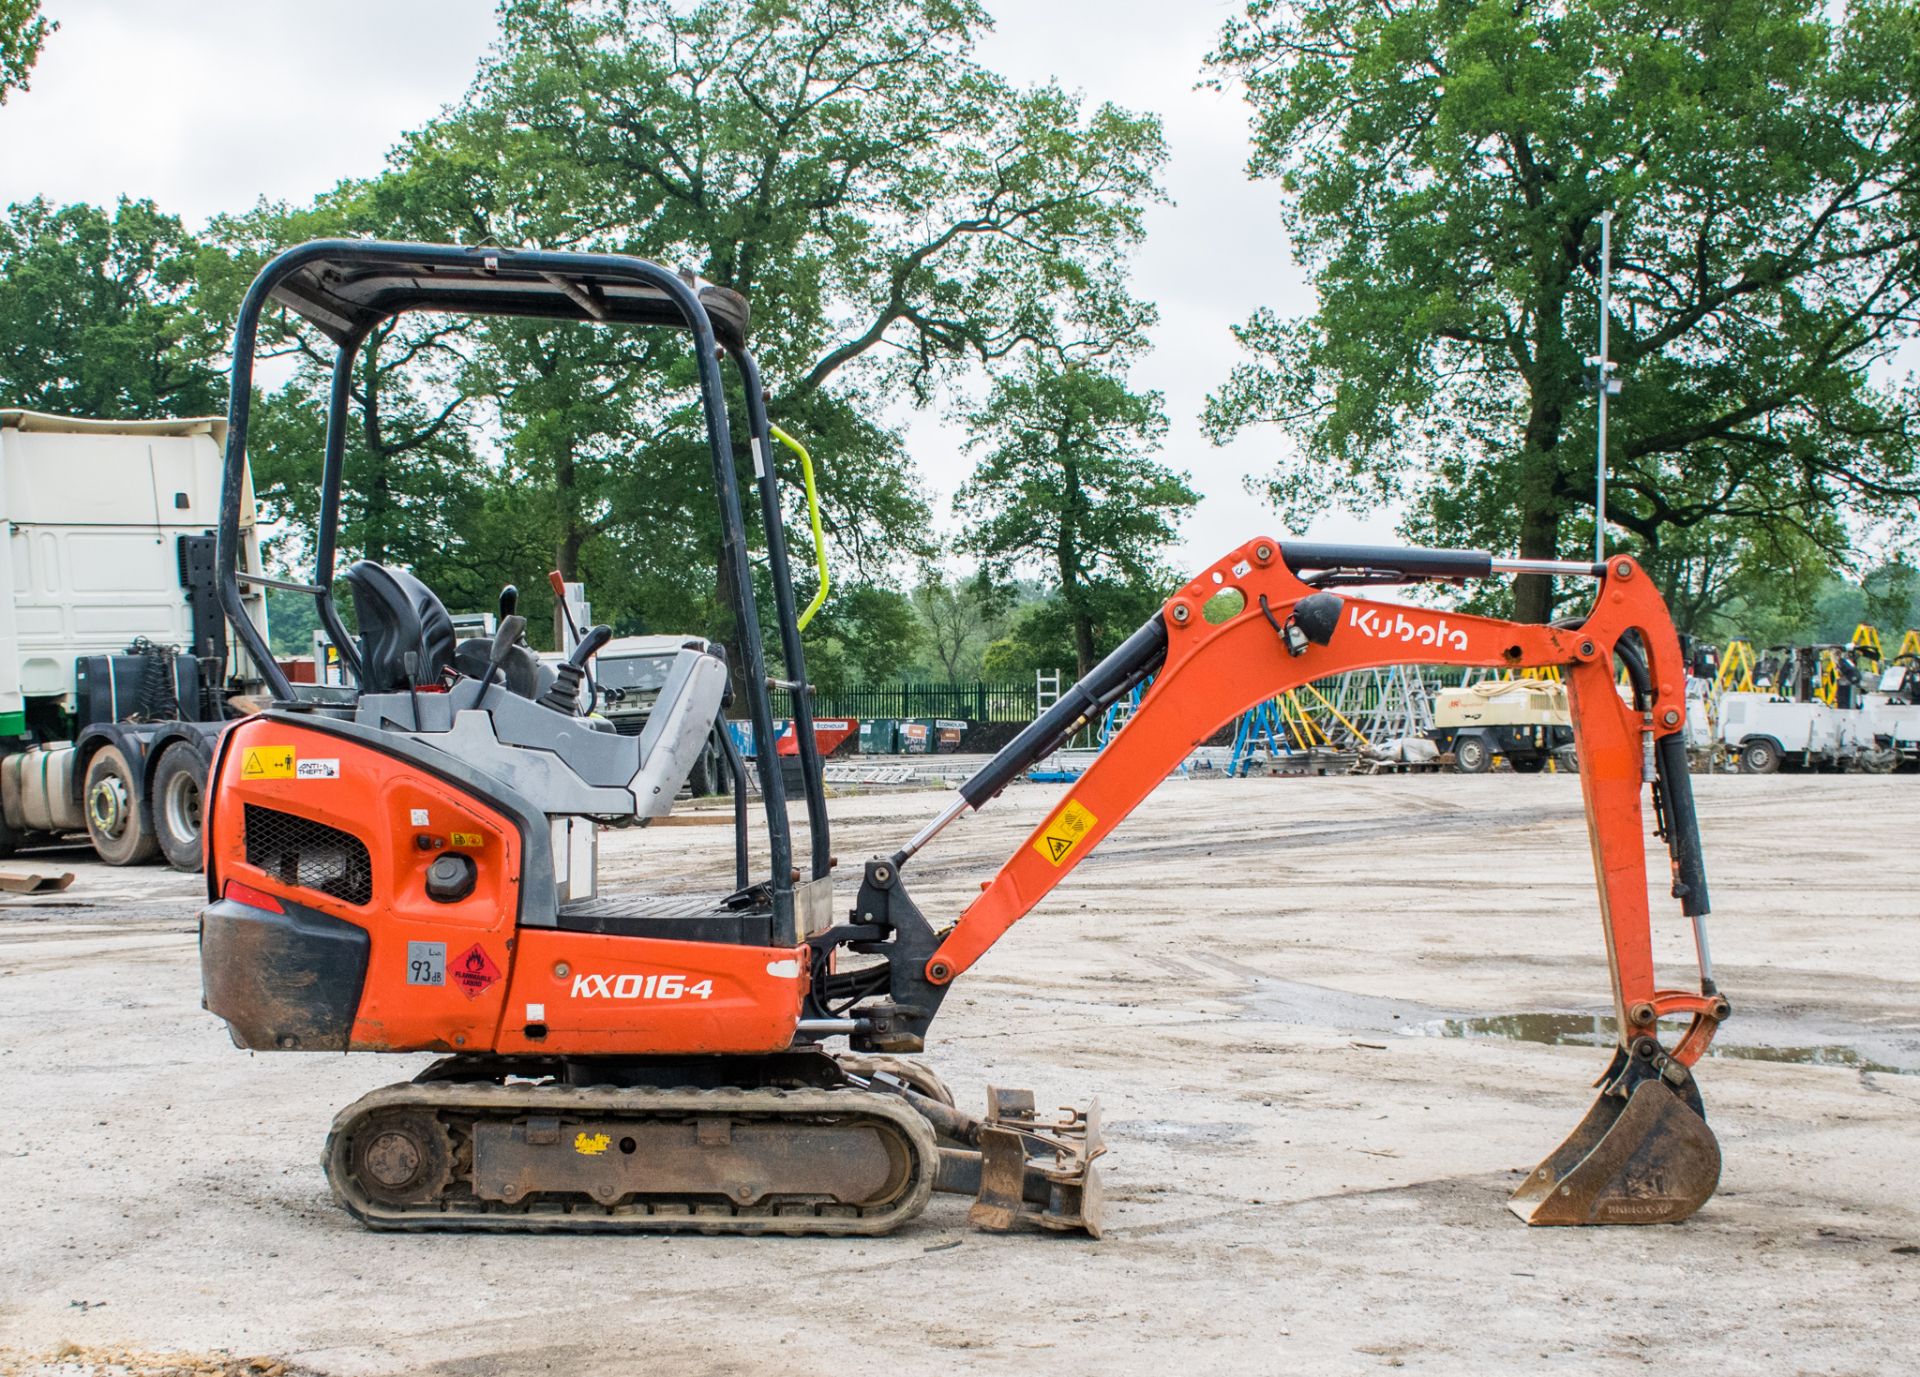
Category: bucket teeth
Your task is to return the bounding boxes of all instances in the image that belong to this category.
[1509,1077,1722,1226]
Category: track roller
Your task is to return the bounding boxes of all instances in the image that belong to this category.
[325,1081,937,1235]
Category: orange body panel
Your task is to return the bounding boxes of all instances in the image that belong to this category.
[207,715,808,1057]
[498,929,806,1055]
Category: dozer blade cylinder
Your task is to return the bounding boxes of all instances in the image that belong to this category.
[1509,1079,1722,1226]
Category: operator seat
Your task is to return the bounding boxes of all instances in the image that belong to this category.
[340,561,457,693]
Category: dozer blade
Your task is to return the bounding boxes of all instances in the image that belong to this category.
[1509,1077,1721,1226]
[919,1086,1106,1237]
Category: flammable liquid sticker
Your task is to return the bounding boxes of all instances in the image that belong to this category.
[450,943,502,999]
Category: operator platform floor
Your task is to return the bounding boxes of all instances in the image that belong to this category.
[1,773,1916,1376]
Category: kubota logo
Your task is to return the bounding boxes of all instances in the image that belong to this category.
[571,971,713,1001]
[1348,604,1470,652]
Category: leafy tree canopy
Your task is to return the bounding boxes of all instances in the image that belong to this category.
[198,0,1167,666]
[0,197,225,418]
[909,568,1011,679]
[797,581,922,690]
[0,0,52,104]
[1207,0,1920,625]
[957,354,1195,675]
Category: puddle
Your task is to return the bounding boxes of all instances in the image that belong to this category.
[1112,1119,1257,1147]
[1399,1012,1912,1075]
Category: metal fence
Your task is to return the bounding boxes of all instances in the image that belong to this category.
[776,678,1042,723]
[779,665,1495,729]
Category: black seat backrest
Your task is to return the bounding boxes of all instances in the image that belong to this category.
[340,561,457,694]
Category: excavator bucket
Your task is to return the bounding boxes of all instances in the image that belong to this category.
[1509,1075,1721,1226]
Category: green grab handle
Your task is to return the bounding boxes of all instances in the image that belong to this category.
[768,423,828,631]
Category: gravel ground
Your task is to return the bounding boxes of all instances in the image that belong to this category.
[1,772,1915,1376]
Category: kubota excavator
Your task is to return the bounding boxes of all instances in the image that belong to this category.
[200,240,1728,1237]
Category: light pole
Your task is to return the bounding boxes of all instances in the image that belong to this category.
[1585,210,1621,564]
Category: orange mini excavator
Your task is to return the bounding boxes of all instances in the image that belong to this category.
[200,240,1728,1237]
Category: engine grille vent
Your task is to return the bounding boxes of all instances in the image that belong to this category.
[243,805,373,906]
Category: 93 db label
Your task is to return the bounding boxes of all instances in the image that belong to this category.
[407,941,446,986]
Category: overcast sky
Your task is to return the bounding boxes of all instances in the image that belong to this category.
[0,0,1400,568]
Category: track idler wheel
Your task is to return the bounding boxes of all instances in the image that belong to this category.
[1509,1041,1722,1226]
[345,1109,453,1208]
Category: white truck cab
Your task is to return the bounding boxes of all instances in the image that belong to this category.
[0,410,271,865]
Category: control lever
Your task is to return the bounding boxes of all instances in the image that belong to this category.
[548,570,581,649]
[401,649,423,727]
[547,571,603,711]
[498,584,519,622]
[569,623,612,666]
[481,614,529,698]
[541,622,611,715]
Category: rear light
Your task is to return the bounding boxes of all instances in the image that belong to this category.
[223,879,286,913]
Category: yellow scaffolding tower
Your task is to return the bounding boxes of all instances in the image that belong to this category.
[1901,629,1920,660]
[1716,641,1756,693]
[1850,624,1884,676]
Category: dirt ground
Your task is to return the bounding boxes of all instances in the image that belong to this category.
[1,773,1916,1376]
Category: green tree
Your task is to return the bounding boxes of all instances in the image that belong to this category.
[201,0,1167,665]
[0,0,52,104]
[1639,515,1837,640]
[199,182,572,629]
[0,198,224,418]
[407,0,1163,585]
[909,569,1008,679]
[957,356,1195,676]
[981,580,1167,680]
[1206,0,1920,624]
[801,582,922,690]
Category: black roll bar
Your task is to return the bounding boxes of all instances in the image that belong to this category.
[732,350,831,883]
[314,333,367,681]
[215,238,802,938]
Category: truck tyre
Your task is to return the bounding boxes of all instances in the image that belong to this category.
[688,739,717,797]
[1453,735,1492,774]
[0,783,18,859]
[84,745,160,865]
[1739,738,1782,775]
[152,746,208,871]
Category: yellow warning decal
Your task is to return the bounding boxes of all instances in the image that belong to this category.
[573,1132,610,1156]
[1033,798,1098,867]
[241,746,296,780]
[450,831,483,848]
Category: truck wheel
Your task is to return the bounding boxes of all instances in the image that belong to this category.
[84,745,160,865]
[1739,739,1782,775]
[152,746,208,871]
[688,741,717,797]
[1453,736,1492,773]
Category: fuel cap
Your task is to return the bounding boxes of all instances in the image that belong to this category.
[425,852,478,903]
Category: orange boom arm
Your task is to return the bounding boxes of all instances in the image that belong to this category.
[842,536,1728,1225]
[922,538,1721,1064]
